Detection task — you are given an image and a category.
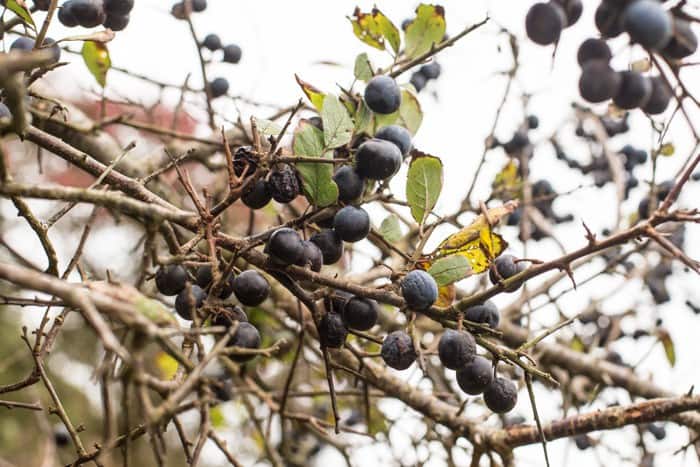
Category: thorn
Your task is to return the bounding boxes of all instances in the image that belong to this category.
[582,221,596,245]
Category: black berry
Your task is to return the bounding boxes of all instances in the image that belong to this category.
[438,329,476,370]
[68,0,106,28]
[175,284,206,320]
[483,377,518,413]
[381,330,416,370]
[465,300,500,329]
[613,71,652,110]
[242,179,272,209]
[333,166,365,202]
[212,305,248,327]
[579,61,621,103]
[622,0,672,51]
[354,139,402,181]
[233,146,258,177]
[295,240,323,272]
[456,355,493,395]
[663,19,698,59]
[104,0,133,15]
[375,125,412,157]
[318,312,347,348]
[192,0,207,12]
[418,61,441,80]
[230,322,261,362]
[202,34,223,51]
[333,206,370,243]
[410,72,427,93]
[267,228,305,265]
[223,44,242,64]
[232,270,270,306]
[525,2,566,45]
[103,13,129,31]
[210,77,229,99]
[577,38,612,67]
[342,296,378,331]
[268,165,300,203]
[642,76,672,115]
[58,4,79,27]
[155,264,188,296]
[310,229,344,265]
[364,75,401,114]
[400,270,438,311]
[595,2,624,38]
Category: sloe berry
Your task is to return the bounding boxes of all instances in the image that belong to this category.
[232,270,270,306]
[310,229,344,265]
[333,206,370,243]
[175,284,206,320]
[375,125,412,157]
[483,377,518,413]
[333,166,365,202]
[267,228,305,265]
[438,329,476,370]
[381,330,416,370]
[456,355,494,395]
[319,312,347,348]
[364,75,401,114]
[342,296,378,331]
[400,270,438,311]
[230,322,261,362]
[155,264,188,296]
[354,139,402,180]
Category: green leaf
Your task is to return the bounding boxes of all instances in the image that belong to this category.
[354,52,373,82]
[81,41,111,88]
[293,121,338,207]
[396,88,422,135]
[349,7,401,54]
[378,215,402,243]
[295,74,325,111]
[354,100,374,135]
[5,0,35,29]
[374,88,423,135]
[321,94,354,149]
[255,118,282,136]
[404,4,446,59]
[427,255,470,286]
[406,153,443,224]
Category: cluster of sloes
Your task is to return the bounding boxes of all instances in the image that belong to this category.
[170,0,206,19]
[237,150,303,210]
[525,0,582,45]
[578,37,672,114]
[527,0,697,114]
[154,262,267,361]
[400,18,444,93]
[46,0,134,32]
[203,37,242,99]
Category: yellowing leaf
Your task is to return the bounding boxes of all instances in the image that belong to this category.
[430,202,516,273]
[658,142,675,157]
[438,201,518,251]
[491,160,522,201]
[6,0,35,29]
[295,74,325,111]
[435,284,456,307]
[349,7,401,54]
[81,41,111,87]
[155,351,178,380]
[658,330,676,367]
[404,4,446,59]
[210,406,226,428]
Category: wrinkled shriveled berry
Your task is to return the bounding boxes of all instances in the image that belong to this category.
[381,330,416,370]
[319,312,347,348]
[483,377,518,413]
[268,165,300,203]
